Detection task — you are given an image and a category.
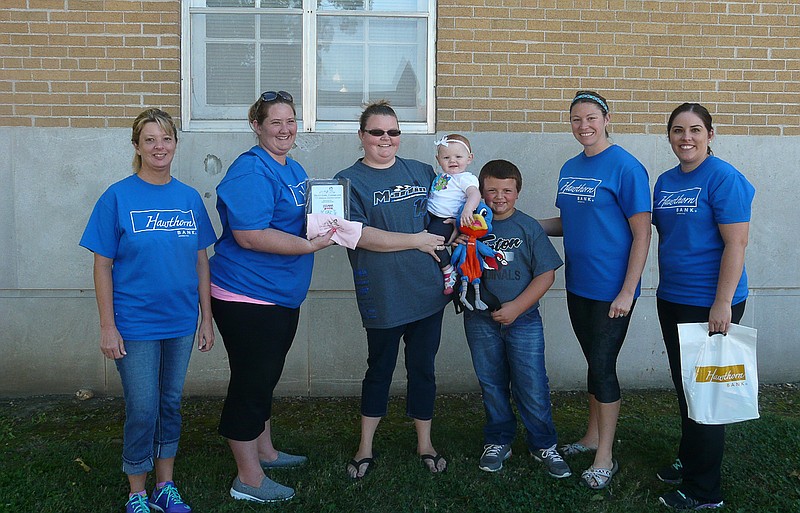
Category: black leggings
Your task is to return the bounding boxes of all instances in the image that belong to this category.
[657,298,746,502]
[567,292,636,403]
[212,298,300,441]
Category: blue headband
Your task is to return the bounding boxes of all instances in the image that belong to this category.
[571,93,608,113]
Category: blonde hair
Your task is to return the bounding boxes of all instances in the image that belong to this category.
[131,108,177,173]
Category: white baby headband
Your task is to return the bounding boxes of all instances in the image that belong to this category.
[434,136,471,153]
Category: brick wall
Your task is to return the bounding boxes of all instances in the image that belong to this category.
[1,0,798,134]
[437,0,800,135]
[0,0,180,128]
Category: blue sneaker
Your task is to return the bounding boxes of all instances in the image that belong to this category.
[125,493,149,513]
[150,481,192,513]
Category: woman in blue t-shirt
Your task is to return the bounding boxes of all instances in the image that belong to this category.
[540,91,652,490]
[653,103,755,511]
[80,109,217,513]
[208,91,334,504]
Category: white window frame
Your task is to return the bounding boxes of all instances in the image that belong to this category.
[180,0,437,133]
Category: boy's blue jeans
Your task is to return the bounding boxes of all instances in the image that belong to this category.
[114,334,194,475]
[463,308,558,451]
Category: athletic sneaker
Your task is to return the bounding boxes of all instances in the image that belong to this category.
[150,481,191,513]
[532,444,572,478]
[657,458,683,485]
[260,451,308,469]
[230,476,295,503]
[478,443,512,472]
[659,490,723,510]
[125,493,149,513]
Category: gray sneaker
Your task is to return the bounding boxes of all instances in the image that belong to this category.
[532,444,572,478]
[479,443,512,472]
[260,451,308,469]
[230,476,294,503]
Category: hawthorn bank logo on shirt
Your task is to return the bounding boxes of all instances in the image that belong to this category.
[654,187,701,214]
[130,209,198,237]
[287,181,307,207]
[558,177,601,203]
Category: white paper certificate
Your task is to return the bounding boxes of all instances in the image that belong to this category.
[309,183,345,217]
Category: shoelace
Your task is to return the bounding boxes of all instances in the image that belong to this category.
[127,494,149,513]
[541,446,564,462]
[155,483,186,506]
[483,444,505,458]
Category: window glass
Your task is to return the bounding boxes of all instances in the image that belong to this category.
[317,0,427,12]
[190,12,302,121]
[317,16,426,122]
[184,0,433,131]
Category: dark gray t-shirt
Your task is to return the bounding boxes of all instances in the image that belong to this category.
[479,209,563,316]
[335,157,450,329]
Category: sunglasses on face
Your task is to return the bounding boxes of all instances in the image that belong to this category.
[260,90,293,102]
[364,129,401,137]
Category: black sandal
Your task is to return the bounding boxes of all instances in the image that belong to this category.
[346,456,375,479]
[420,453,447,473]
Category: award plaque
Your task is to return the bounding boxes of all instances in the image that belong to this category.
[305,178,350,220]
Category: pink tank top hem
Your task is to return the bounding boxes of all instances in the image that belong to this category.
[210,283,274,306]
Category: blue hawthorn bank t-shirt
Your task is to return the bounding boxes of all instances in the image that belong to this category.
[80,174,217,340]
[653,155,755,307]
[556,144,651,302]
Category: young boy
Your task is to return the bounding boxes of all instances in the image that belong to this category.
[463,159,570,478]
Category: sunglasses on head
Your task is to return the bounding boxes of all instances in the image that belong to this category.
[260,90,293,102]
[364,129,401,137]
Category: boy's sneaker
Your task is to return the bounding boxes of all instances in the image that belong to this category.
[125,493,149,513]
[230,476,294,503]
[657,458,683,485]
[532,444,572,478]
[478,443,512,472]
[443,271,457,295]
[150,481,191,513]
[659,490,723,510]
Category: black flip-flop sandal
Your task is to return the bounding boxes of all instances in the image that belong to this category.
[346,456,375,479]
[420,453,447,473]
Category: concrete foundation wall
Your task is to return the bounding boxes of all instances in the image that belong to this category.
[1,128,798,396]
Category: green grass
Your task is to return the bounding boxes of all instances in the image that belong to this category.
[1,385,799,512]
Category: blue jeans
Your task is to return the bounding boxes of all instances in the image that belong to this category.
[463,308,558,451]
[115,334,194,475]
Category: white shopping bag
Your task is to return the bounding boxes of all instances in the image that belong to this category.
[678,322,759,425]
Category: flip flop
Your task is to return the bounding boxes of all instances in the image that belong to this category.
[580,459,619,490]
[346,456,375,479]
[420,453,447,474]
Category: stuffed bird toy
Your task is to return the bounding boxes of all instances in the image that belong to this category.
[450,201,507,311]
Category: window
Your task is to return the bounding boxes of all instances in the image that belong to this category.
[181,0,436,132]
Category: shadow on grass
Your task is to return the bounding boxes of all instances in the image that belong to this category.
[1,385,799,512]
